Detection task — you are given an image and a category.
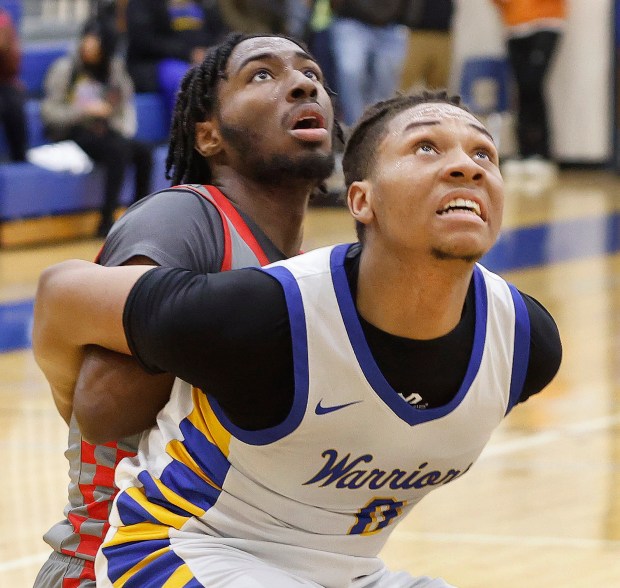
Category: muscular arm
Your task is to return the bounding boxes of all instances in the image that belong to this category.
[32,260,152,424]
[73,255,175,443]
[74,346,174,443]
[68,190,227,439]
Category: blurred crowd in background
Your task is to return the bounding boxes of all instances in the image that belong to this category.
[0,0,569,235]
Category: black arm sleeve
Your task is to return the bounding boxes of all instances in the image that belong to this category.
[124,267,294,429]
[518,292,562,403]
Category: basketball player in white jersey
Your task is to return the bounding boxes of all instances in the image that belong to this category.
[33,91,561,587]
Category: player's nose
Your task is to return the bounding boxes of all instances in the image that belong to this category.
[287,70,319,101]
[443,149,485,183]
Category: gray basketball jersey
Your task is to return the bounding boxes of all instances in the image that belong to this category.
[40,185,280,570]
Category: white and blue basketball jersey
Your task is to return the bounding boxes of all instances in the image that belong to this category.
[101,243,530,587]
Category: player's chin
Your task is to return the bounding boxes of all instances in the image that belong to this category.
[292,138,333,156]
[431,238,489,264]
[292,151,335,180]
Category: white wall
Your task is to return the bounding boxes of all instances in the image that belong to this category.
[451,0,613,163]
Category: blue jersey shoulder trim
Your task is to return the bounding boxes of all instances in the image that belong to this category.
[506,285,531,414]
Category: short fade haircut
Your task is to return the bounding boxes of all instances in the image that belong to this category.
[342,90,471,242]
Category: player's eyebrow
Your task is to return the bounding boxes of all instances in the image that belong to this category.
[403,120,495,143]
[469,123,495,143]
[402,120,439,134]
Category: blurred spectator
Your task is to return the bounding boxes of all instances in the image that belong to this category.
[0,7,27,161]
[125,0,226,116]
[492,0,566,181]
[329,0,406,127]
[41,18,153,237]
[94,0,129,53]
[217,0,285,34]
[285,0,312,39]
[399,0,454,93]
[216,0,313,38]
[307,0,337,92]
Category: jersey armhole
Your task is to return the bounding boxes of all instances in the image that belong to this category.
[506,285,531,415]
[181,185,270,269]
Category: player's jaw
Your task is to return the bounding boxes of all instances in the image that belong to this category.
[220,120,335,186]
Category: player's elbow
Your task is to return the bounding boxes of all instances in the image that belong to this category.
[33,261,87,352]
[74,396,122,445]
[32,265,63,358]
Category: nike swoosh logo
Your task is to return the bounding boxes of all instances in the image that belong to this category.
[315,399,362,415]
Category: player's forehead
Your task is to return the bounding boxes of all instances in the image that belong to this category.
[390,102,482,133]
[226,36,315,74]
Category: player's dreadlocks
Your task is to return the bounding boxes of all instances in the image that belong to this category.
[166,32,343,187]
[342,90,471,243]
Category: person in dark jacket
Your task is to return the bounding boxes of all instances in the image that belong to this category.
[125,0,226,116]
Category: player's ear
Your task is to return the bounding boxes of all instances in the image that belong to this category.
[347,180,374,226]
[194,119,222,157]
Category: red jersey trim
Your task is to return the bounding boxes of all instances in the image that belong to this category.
[200,185,271,267]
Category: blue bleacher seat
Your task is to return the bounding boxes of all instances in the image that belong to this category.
[25,99,46,147]
[0,90,168,153]
[21,40,74,98]
[0,92,168,158]
[0,163,107,219]
[0,37,170,226]
[135,93,170,144]
[0,145,169,222]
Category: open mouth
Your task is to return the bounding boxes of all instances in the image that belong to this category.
[437,198,482,218]
[292,112,326,131]
[289,109,328,143]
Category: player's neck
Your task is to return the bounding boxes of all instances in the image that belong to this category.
[214,176,310,258]
[355,247,474,340]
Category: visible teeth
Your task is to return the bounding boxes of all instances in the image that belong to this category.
[441,199,481,216]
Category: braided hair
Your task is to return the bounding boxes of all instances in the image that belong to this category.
[166,32,343,187]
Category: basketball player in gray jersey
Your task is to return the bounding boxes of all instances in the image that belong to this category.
[34,91,561,587]
[33,33,337,587]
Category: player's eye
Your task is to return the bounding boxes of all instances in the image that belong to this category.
[473,147,498,164]
[303,68,322,82]
[415,142,437,155]
[252,69,274,82]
